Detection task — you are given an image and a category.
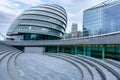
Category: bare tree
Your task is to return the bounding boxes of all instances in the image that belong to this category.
[95,28,105,35]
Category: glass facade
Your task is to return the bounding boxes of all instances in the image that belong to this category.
[7,4,67,40]
[15,26,63,37]
[23,10,67,23]
[44,44,120,61]
[22,33,58,40]
[19,14,66,28]
[15,44,120,61]
[83,0,120,36]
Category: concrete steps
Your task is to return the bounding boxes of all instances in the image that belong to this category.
[46,53,120,80]
[104,59,120,69]
[0,43,23,80]
[0,42,120,80]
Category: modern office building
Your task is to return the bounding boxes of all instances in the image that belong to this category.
[63,23,82,39]
[7,4,67,40]
[83,0,120,36]
[71,23,78,33]
[71,23,79,38]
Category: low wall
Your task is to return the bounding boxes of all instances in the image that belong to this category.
[25,47,45,54]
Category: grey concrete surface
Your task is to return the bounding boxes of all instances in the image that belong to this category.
[16,53,81,80]
[25,47,45,54]
[1,43,120,80]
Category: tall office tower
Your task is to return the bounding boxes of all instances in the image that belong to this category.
[7,4,67,40]
[71,23,78,33]
[83,0,120,37]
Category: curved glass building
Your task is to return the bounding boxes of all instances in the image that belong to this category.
[7,4,67,40]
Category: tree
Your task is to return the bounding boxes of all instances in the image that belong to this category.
[95,28,105,35]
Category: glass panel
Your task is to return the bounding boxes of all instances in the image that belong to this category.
[18,20,64,32]
[23,10,66,24]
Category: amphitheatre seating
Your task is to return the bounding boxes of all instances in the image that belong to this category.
[0,43,23,80]
[46,53,120,80]
[104,59,120,69]
[0,42,120,80]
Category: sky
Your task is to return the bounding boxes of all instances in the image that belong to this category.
[0,0,106,36]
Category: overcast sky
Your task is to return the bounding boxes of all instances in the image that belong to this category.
[0,0,106,35]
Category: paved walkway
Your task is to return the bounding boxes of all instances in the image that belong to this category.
[16,53,82,80]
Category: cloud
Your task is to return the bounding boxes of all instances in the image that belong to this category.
[0,0,22,15]
[0,0,23,35]
[15,0,45,5]
[0,11,15,35]
[0,24,10,35]
[56,0,74,4]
